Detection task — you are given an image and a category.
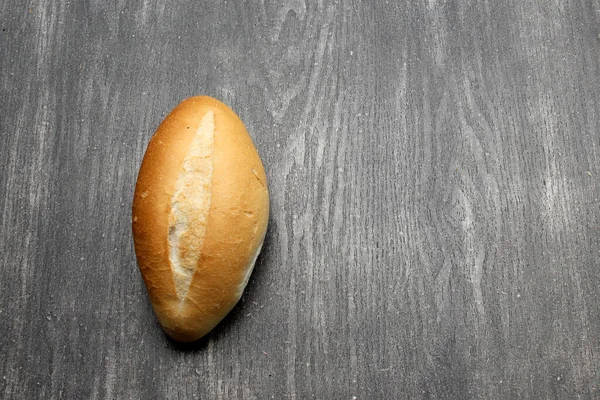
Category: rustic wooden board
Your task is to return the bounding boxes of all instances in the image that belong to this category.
[1,0,600,398]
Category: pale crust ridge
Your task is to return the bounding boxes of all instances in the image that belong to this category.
[168,110,215,300]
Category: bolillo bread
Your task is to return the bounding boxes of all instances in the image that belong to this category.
[132,96,269,342]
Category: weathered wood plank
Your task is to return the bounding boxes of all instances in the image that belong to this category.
[1,0,599,398]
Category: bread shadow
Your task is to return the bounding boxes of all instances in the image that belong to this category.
[165,219,276,352]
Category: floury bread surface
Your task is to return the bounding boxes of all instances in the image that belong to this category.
[132,96,269,342]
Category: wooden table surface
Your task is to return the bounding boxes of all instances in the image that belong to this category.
[2,1,600,399]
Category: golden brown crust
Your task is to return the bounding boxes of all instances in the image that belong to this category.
[132,96,269,342]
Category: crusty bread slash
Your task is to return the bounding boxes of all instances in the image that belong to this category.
[132,96,269,342]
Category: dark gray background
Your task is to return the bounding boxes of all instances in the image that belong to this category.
[2,0,600,399]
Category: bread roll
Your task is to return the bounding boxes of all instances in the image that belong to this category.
[132,96,269,342]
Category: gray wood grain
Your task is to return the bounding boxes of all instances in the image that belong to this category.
[2,0,600,398]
